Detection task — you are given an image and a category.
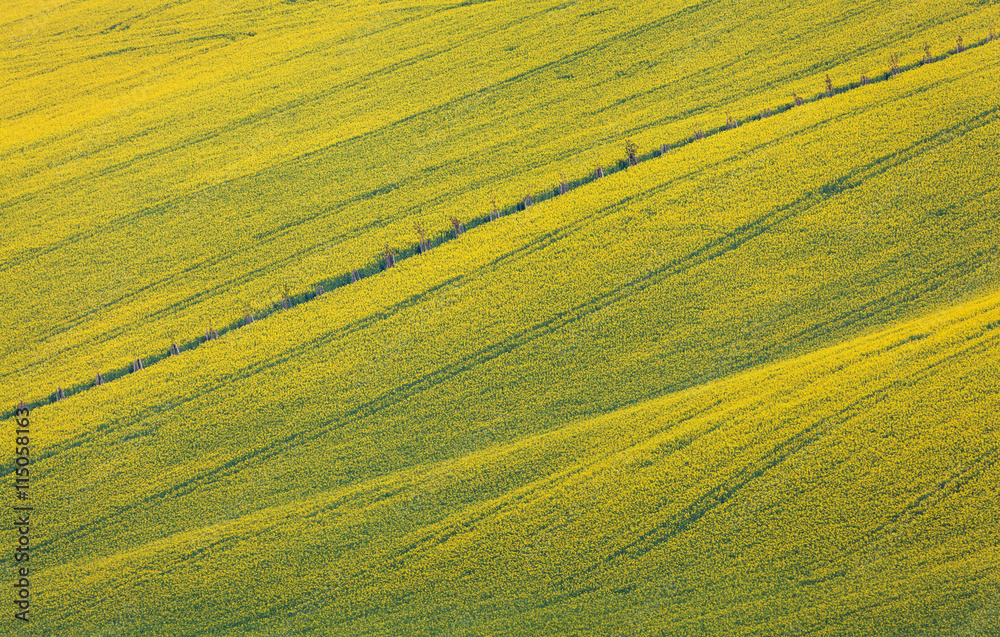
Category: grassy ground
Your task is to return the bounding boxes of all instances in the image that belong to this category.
[2,0,999,634]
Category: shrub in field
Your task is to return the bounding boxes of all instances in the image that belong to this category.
[793,93,804,106]
[956,36,964,53]
[384,244,396,269]
[625,140,639,166]
[450,216,465,238]
[922,44,933,64]
[415,221,431,252]
[889,54,901,76]
[825,74,834,97]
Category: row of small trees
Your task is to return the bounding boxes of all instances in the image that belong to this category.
[36,29,993,408]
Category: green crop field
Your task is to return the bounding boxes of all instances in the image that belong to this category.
[2,0,999,634]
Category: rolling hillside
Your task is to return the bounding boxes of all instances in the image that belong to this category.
[2,0,1000,634]
[2,0,998,406]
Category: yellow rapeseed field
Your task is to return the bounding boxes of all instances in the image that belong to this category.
[2,0,999,634]
[2,0,998,407]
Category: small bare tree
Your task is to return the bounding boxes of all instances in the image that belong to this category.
[825,74,835,97]
[384,244,396,269]
[955,36,964,53]
[415,221,430,253]
[450,216,465,238]
[922,43,932,64]
[625,140,639,166]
